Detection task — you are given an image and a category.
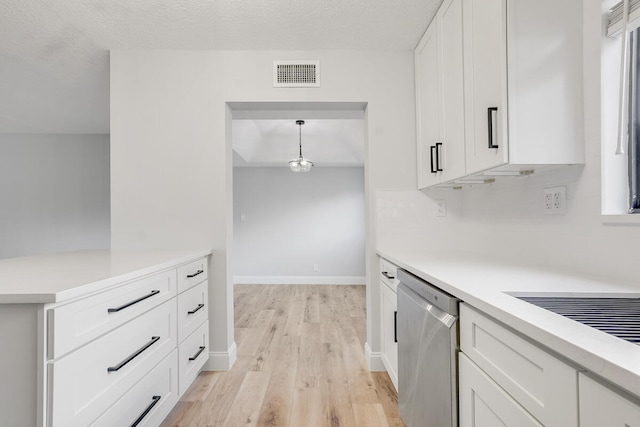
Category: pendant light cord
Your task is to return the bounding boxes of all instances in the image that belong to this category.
[299,122,303,157]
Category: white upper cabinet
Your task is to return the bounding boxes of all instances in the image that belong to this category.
[415,0,584,188]
[462,0,508,175]
[415,22,442,188]
[415,0,465,189]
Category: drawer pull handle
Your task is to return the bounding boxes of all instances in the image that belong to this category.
[130,395,161,427]
[187,269,204,278]
[107,336,160,372]
[188,303,205,315]
[381,271,395,280]
[107,290,160,313]
[487,107,499,149]
[394,310,398,343]
[189,346,206,361]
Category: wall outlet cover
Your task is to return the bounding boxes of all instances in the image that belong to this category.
[543,186,567,215]
[435,200,447,217]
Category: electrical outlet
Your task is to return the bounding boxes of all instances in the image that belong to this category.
[240,213,247,222]
[313,264,319,272]
[543,186,566,214]
[435,200,447,217]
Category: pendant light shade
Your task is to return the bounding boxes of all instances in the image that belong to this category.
[289,120,314,172]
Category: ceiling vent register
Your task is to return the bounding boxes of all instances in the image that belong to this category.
[273,61,320,87]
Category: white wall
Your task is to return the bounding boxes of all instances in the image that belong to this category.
[110,50,416,369]
[377,2,640,287]
[233,167,365,284]
[0,134,110,259]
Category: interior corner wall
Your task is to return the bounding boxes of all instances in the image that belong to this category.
[0,134,110,259]
[233,167,365,284]
[109,49,416,364]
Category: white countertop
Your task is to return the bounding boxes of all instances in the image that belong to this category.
[378,248,640,400]
[0,249,213,304]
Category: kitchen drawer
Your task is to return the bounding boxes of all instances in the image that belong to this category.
[49,299,177,427]
[48,269,176,359]
[178,321,209,396]
[91,350,179,427]
[459,303,578,427]
[459,353,542,427]
[177,257,208,294]
[177,280,208,343]
[379,257,399,292]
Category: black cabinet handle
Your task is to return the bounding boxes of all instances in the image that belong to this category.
[381,271,395,280]
[487,107,499,148]
[430,145,437,173]
[187,269,204,278]
[187,303,205,315]
[108,290,160,313]
[435,142,443,171]
[394,311,398,343]
[189,346,206,361]
[107,336,160,372]
[130,395,161,427]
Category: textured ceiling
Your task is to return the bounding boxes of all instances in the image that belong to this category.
[0,0,442,134]
[233,119,364,167]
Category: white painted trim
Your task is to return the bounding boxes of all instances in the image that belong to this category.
[233,276,366,285]
[364,342,386,372]
[203,341,237,371]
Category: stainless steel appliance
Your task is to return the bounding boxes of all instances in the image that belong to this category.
[397,268,459,427]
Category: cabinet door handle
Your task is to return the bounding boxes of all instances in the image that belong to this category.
[130,395,161,427]
[107,290,160,313]
[430,145,437,173]
[107,336,160,372]
[189,345,206,361]
[187,269,204,278]
[487,107,499,148]
[394,311,398,343]
[187,303,205,315]
[381,271,395,280]
[435,142,443,171]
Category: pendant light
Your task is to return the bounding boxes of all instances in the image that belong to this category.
[289,120,314,172]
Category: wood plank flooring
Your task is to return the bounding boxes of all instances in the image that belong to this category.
[161,285,404,427]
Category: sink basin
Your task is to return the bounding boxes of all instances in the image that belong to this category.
[516,296,640,345]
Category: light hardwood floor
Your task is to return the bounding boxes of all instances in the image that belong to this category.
[161,284,404,427]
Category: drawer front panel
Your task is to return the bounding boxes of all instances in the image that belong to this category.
[90,350,178,427]
[177,258,208,294]
[459,353,543,427]
[379,257,399,292]
[178,321,209,396]
[50,300,177,427]
[459,303,578,427]
[177,280,208,343]
[49,270,176,358]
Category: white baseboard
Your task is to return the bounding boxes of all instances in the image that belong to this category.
[364,342,386,372]
[234,276,365,285]
[203,341,237,371]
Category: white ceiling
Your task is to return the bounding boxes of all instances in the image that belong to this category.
[233,119,364,167]
[0,0,443,134]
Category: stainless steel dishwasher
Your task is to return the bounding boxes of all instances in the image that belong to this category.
[397,268,459,427]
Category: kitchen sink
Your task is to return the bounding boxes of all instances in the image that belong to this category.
[516,296,640,345]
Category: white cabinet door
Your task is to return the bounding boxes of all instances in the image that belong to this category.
[438,0,466,182]
[380,282,398,390]
[415,22,442,189]
[459,353,543,427]
[579,373,640,427]
[463,0,508,175]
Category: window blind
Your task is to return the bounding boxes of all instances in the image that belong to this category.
[608,0,640,36]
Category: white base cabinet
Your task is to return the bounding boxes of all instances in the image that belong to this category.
[459,353,542,427]
[579,373,640,427]
[459,303,578,427]
[379,257,399,390]
[0,250,211,427]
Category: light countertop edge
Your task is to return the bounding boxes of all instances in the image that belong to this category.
[0,249,214,304]
[377,248,640,401]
